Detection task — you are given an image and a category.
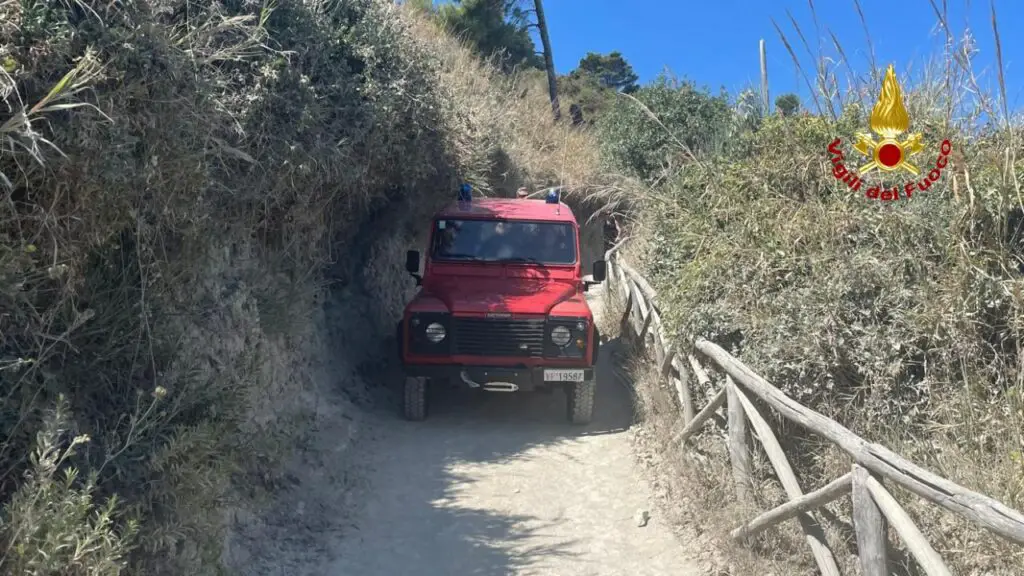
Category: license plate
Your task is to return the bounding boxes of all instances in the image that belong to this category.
[543,369,585,382]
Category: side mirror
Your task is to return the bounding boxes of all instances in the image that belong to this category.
[406,250,422,286]
[406,250,420,274]
[592,260,607,283]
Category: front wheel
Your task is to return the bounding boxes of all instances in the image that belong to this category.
[566,379,595,425]
[403,376,427,421]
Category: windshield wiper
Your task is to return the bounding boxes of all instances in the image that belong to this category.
[438,253,487,261]
[498,256,544,265]
[438,254,548,265]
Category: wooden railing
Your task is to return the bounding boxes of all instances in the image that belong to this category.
[603,245,1024,576]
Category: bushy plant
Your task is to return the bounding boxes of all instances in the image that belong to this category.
[2,0,597,574]
[597,73,732,181]
[436,0,542,73]
[619,65,1024,573]
[557,71,616,126]
[0,398,137,576]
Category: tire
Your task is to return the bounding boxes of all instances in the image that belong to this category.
[566,379,595,425]
[403,376,427,421]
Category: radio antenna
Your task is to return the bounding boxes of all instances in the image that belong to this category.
[557,124,568,214]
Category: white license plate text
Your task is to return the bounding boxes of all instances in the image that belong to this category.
[543,369,585,382]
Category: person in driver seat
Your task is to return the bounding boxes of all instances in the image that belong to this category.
[541,226,572,263]
[480,220,516,259]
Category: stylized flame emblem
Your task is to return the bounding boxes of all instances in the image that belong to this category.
[853,64,924,175]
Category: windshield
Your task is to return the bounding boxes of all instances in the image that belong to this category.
[431,218,577,265]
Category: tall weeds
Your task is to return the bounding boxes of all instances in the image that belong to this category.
[614,1,1024,573]
[0,0,602,574]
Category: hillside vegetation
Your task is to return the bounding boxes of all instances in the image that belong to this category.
[0,1,602,574]
[598,19,1024,576]
[4,0,1022,575]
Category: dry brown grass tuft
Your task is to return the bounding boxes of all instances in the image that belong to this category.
[402,13,612,201]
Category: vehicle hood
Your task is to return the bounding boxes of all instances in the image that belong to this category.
[424,275,579,315]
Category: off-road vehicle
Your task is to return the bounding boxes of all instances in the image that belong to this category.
[397,188,606,424]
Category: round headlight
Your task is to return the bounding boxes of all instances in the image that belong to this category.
[551,325,572,347]
[425,322,446,343]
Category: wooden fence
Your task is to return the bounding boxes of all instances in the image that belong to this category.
[602,245,1024,576]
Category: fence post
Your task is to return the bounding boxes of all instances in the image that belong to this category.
[853,464,888,576]
[726,376,753,504]
[619,289,633,341]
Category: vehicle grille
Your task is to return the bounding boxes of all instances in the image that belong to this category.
[452,317,545,358]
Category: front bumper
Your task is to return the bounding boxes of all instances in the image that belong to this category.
[402,364,594,392]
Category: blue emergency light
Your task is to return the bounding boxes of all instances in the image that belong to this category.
[545,188,560,204]
[458,183,472,202]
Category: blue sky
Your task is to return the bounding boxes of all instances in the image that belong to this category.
[535,0,1024,112]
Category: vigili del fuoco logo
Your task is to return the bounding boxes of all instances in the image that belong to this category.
[827,64,952,202]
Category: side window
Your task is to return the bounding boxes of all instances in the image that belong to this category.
[433,220,458,256]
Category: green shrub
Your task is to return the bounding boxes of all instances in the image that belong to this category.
[597,73,732,181]
[1,398,137,576]
[558,72,617,126]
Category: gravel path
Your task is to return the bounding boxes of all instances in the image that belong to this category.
[228,285,704,576]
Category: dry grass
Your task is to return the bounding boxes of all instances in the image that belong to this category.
[0,1,615,574]
[609,2,1024,574]
[402,14,612,200]
[615,271,1024,576]
[628,360,813,576]
[10,0,1021,575]
[632,134,1024,567]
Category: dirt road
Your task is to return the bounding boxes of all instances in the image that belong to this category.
[227,285,703,576]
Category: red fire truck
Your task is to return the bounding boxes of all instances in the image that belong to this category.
[398,188,606,424]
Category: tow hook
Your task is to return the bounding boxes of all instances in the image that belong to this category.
[460,371,519,392]
[482,382,519,393]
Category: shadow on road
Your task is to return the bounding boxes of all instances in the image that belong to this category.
[324,332,636,576]
[421,338,633,436]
